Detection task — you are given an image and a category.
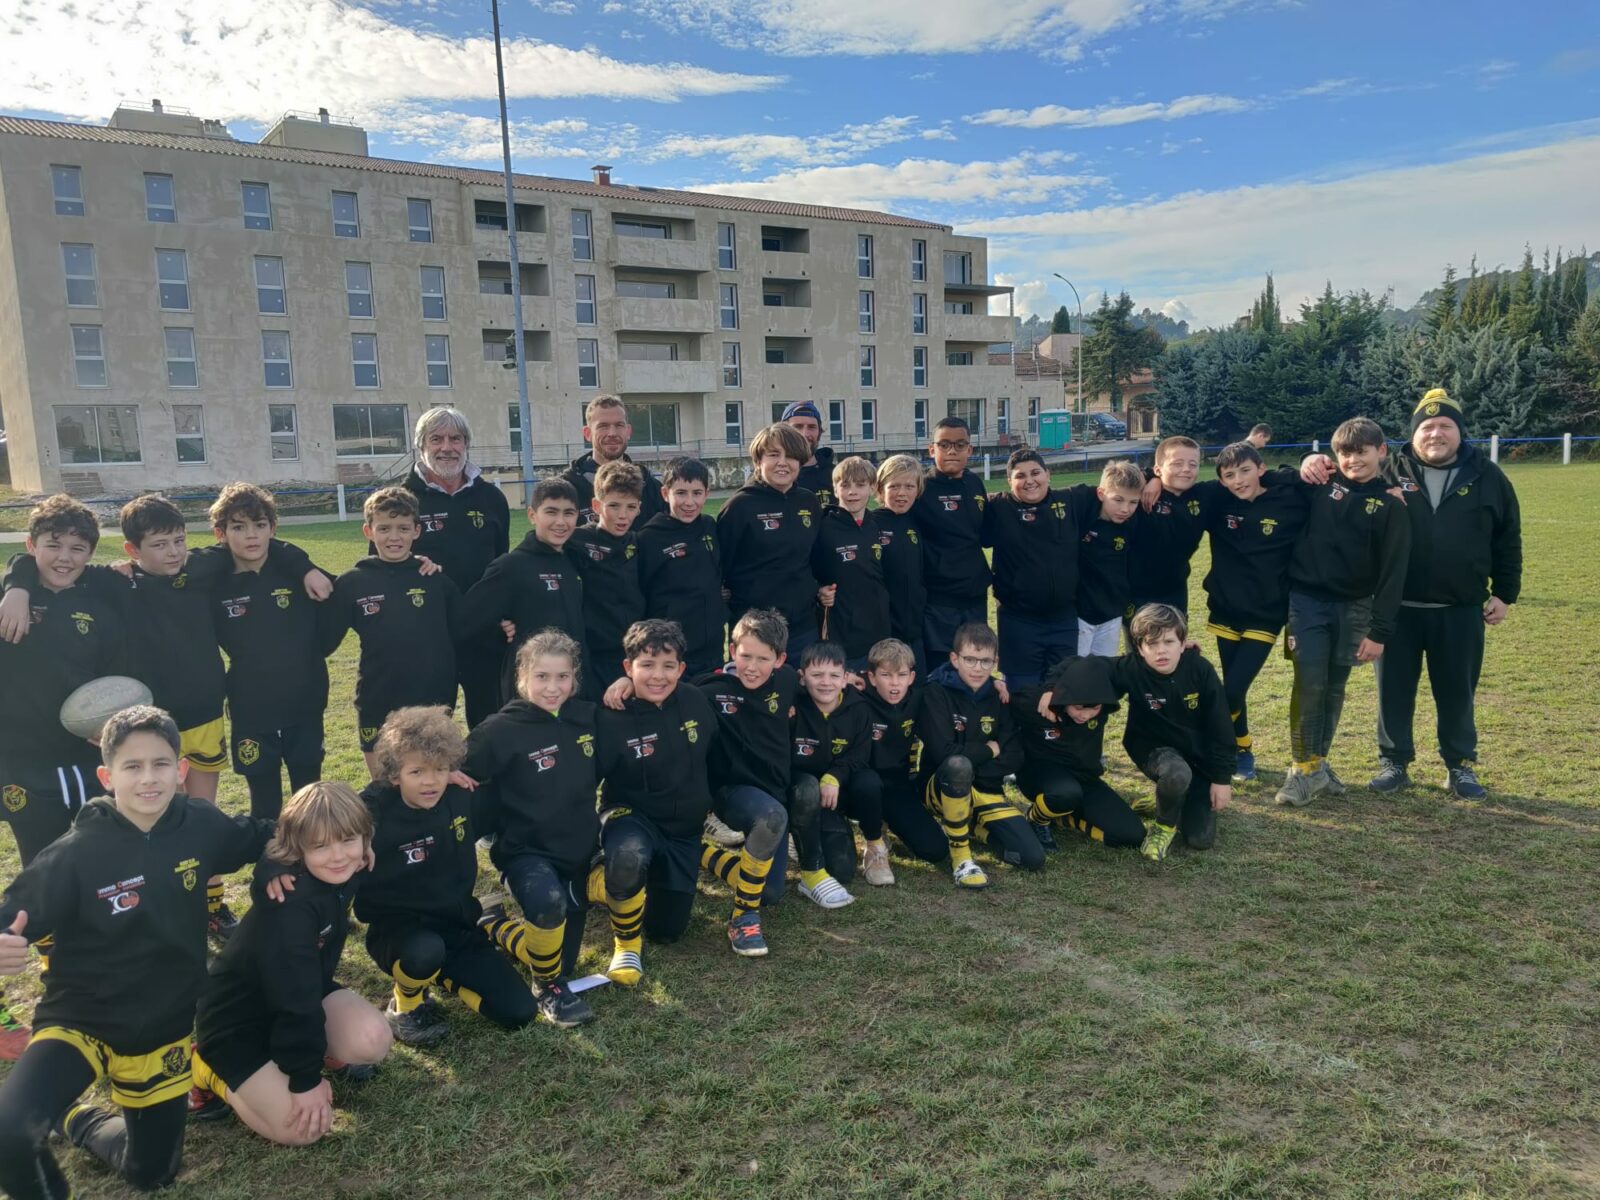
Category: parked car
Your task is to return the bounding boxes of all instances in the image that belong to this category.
[1086,412,1127,440]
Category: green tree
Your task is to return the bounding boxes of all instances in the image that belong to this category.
[1557,298,1600,431]
[1245,274,1282,334]
[1153,328,1267,441]
[1425,264,1457,334]
[1077,291,1164,413]
[1050,305,1072,334]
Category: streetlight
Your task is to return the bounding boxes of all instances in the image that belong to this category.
[491,0,536,505]
[1051,273,1084,415]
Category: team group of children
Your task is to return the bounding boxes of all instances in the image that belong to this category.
[0,396,1416,1196]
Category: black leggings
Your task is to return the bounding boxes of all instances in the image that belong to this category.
[244,759,322,821]
[377,926,541,1029]
[499,854,588,977]
[1139,749,1214,837]
[761,776,823,903]
[876,770,949,863]
[0,1039,186,1199]
[1216,635,1275,748]
[1018,762,1144,847]
[601,825,698,943]
[933,756,1046,872]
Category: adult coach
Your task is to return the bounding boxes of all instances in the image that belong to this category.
[1302,389,1521,799]
[913,417,991,660]
[783,401,837,508]
[398,406,510,727]
[562,395,667,522]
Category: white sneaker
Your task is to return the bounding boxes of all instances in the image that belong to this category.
[704,812,745,847]
[861,840,895,886]
[798,874,856,909]
[952,858,989,890]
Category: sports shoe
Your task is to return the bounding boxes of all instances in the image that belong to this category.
[704,812,745,848]
[1128,791,1157,817]
[1274,767,1327,808]
[861,840,896,886]
[385,997,450,1047]
[324,1057,378,1082]
[1029,820,1058,852]
[1233,750,1257,781]
[1001,775,1029,813]
[1447,765,1488,801]
[952,858,989,890]
[798,874,855,910]
[1318,762,1347,796]
[533,979,594,1029]
[607,947,643,987]
[207,902,241,945]
[728,911,769,957]
[1367,759,1410,793]
[1139,821,1178,862]
[187,1085,230,1122]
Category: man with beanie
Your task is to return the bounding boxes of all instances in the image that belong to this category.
[784,401,837,509]
[1300,389,1521,799]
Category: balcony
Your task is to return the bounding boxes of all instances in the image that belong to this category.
[476,290,553,331]
[616,359,718,394]
[609,237,710,273]
[760,251,810,280]
[761,304,812,336]
[944,362,1015,392]
[943,312,1015,345]
[613,296,708,333]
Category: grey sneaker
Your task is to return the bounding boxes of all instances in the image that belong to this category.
[1368,759,1410,793]
[1317,762,1347,796]
[1274,767,1328,808]
[1447,765,1487,801]
[386,997,450,1047]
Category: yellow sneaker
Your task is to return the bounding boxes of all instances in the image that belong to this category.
[952,858,989,889]
[1139,821,1178,862]
[607,945,642,987]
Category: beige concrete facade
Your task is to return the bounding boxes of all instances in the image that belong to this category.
[0,110,1017,495]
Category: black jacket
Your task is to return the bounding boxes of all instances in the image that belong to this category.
[1070,486,1136,624]
[716,480,821,635]
[912,470,991,604]
[460,532,586,701]
[463,698,599,878]
[357,780,494,931]
[324,556,461,725]
[562,452,667,524]
[567,526,644,686]
[984,489,1079,620]
[397,466,511,593]
[0,796,273,1053]
[634,513,726,672]
[595,686,717,839]
[1202,482,1310,630]
[1129,484,1215,603]
[1011,685,1113,778]
[196,866,356,1093]
[862,685,922,776]
[790,688,871,788]
[870,507,927,650]
[213,556,333,731]
[916,663,1022,790]
[796,447,837,510]
[811,507,892,659]
[696,665,800,799]
[1388,441,1522,606]
[1102,648,1234,785]
[1287,475,1411,643]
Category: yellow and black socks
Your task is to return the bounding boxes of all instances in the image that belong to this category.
[206,878,225,916]
[586,862,607,906]
[703,843,773,918]
[482,913,565,984]
[606,889,645,985]
[391,959,439,1014]
[936,789,974,861]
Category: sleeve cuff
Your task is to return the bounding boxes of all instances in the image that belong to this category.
[820,773,840,788]
[288,1068,322,1094]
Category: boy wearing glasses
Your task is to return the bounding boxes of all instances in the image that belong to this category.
[913,418,991,660]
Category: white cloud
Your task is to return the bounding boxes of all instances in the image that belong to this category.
[382,107,641,162]
[970,130,1600,328]
[1160,298,1196,323]
[693,151,1101,211]
[0,0,781,125]
[653,116,921,169]
[968,93,1251,129]
[992,274,1054,317]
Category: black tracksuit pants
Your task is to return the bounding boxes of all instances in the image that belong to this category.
[1374,603,1485,769]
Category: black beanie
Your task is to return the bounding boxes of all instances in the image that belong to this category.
[1411,388,1466,440]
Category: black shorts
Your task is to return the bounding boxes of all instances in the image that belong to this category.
[0,762,96,865]
[230,719,324,777]
[195,979,342,1092]
[600,809,701,894]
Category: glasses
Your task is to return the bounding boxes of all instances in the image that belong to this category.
[934,440,970,452]
[957,654,996,670]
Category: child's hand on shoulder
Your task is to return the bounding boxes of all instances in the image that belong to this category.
[1036,690,1056,722]
[0,590,31,644]
[302,569,333,602]
[0,912,29,973]
[603,676,634,710]
[416,556,442,576]
[449,770,477,791]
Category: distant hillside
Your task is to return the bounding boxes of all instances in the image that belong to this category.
[1389,251,1599,329]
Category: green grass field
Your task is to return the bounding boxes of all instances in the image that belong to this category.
[5,462,1600,1199]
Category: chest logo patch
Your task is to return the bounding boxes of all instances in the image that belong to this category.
[408,588,426,608]
[469,510,485,528]
[423,514,447,533]
[800,509,813,528]
[1365,497,1383,514]
[272,588,292,609]
[98,875,145,915]
[2,785,25,813]
[1113,536,1126,552]
[452,815,467,842]
[759,513,783,531]
[237,739,261,766]
[979,715,995,735]
[682,719,700,744]
[1185,692,1199,710]
[540,574,562,591]
[1188,499,1201,516]
[1260,518,1277,536]
[578,733,595,758]
[72,611,93,635]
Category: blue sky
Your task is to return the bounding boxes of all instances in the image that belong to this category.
[4,0,1598,326]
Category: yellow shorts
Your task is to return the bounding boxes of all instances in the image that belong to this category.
[30,1026,192,1108]
[180,717,227,774]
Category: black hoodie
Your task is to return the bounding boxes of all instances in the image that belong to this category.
[196,866,357,1093]
[634,512,726,672]
[916,662,1022,790]
[862,684,922,775]
[323,555,462,724]
[396,466,511,592]
[870,507,928,650]
[912,469,991,605]
[1070,484,1137,624]
[0,795,274,1053]
[716,479,821,635]
[567,525,644,685]
[790,687,871,788]
[696,664,800,799]
[356,779,494,931]
[796,446,838,510]
[460,532,586,701]
[1387,440,1522,607]
[1202,482,1311,630]
[562,451,667,524]
[1102,648,1234,785]
[213,552,333,732]
[984,488,1080,620]
[1286,474,1411,643]
[463,698,600,878]
[810,506,892,659]
[595,686,717,839]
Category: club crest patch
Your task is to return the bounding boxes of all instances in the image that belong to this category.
[1365,497,1383,514]
[72,611,93,635]
[272,588,292,609]
[979,715,995,735]
[408,588,426,608]
[469,510,485,528]
[2,785,25,812]
[237,739,261,766]
[682,719,700,743]
[578,733,595,757]
[1185,692,1199,710]
[1260,518,1278,536]
[162,1045,189,1077]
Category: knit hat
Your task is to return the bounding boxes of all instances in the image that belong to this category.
[1411,387,1466,439]
[781,401,822,424]
[1049,656,1121,712]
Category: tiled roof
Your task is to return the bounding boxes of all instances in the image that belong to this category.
[0,115,952,232]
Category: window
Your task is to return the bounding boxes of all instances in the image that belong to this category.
[947,350,974,366]
[331,191,360,237]
[55,404,140,463]
[765,347,786,365]
[771,402,790,423]
[858,290,874,334]
[62,243,97,307]
[575,274,596,325]
[333,404,408,458]
[571,209,593,260]
[173,405,205,463]
[254,256,286,315]
[763,290,783,307]
[827,399,846,442]
[944,251,972,285]
[860,345,875,388]
[53,165,85,216]
[633,403,679,446]
[719,283,738,330]
[407,198,433,243]
[761,232,781,252]
[860,400,876,441]
[352,334,380,389]
[1028,396,1041,437]
[425,335,451,388]
[345,262,374,318]
[508,403,524,455]
[724,401,743,446]
[945,300,974,315]
[913,398,928,441]
[913,346,927,388]
[70,324,106,387]
[262,331,292,388]
[242,182,272,230]
[420,266,447,320]
[164,328,197,388]
[616,279,675,299]
[912,293,927,335]
[949,397,984,434]
[156,249,189,311]
[577,338,599,388]
[996,397,1010,436]
[615,218,670,239]
[857,234,873,278]
[722,342,741,388]
[144,173,175,223]
[912,239,927,282]
[269,404,298,460]
[620,341,678,361]
[717,222,736,270]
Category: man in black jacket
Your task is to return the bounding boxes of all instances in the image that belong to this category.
[784,400,838,509]
[561,395,667,524]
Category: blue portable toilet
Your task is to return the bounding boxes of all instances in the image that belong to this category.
[1038,409,1074,450]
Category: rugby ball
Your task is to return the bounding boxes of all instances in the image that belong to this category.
[60,676,154,741]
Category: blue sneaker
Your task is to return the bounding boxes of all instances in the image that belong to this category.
[1029,820,1059,852]
[1447,765,1487,801]
[1233,750,1257,781]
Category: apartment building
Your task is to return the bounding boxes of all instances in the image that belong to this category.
[0,104,1016,494]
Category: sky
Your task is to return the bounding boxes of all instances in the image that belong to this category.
[3,0,1598,328]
